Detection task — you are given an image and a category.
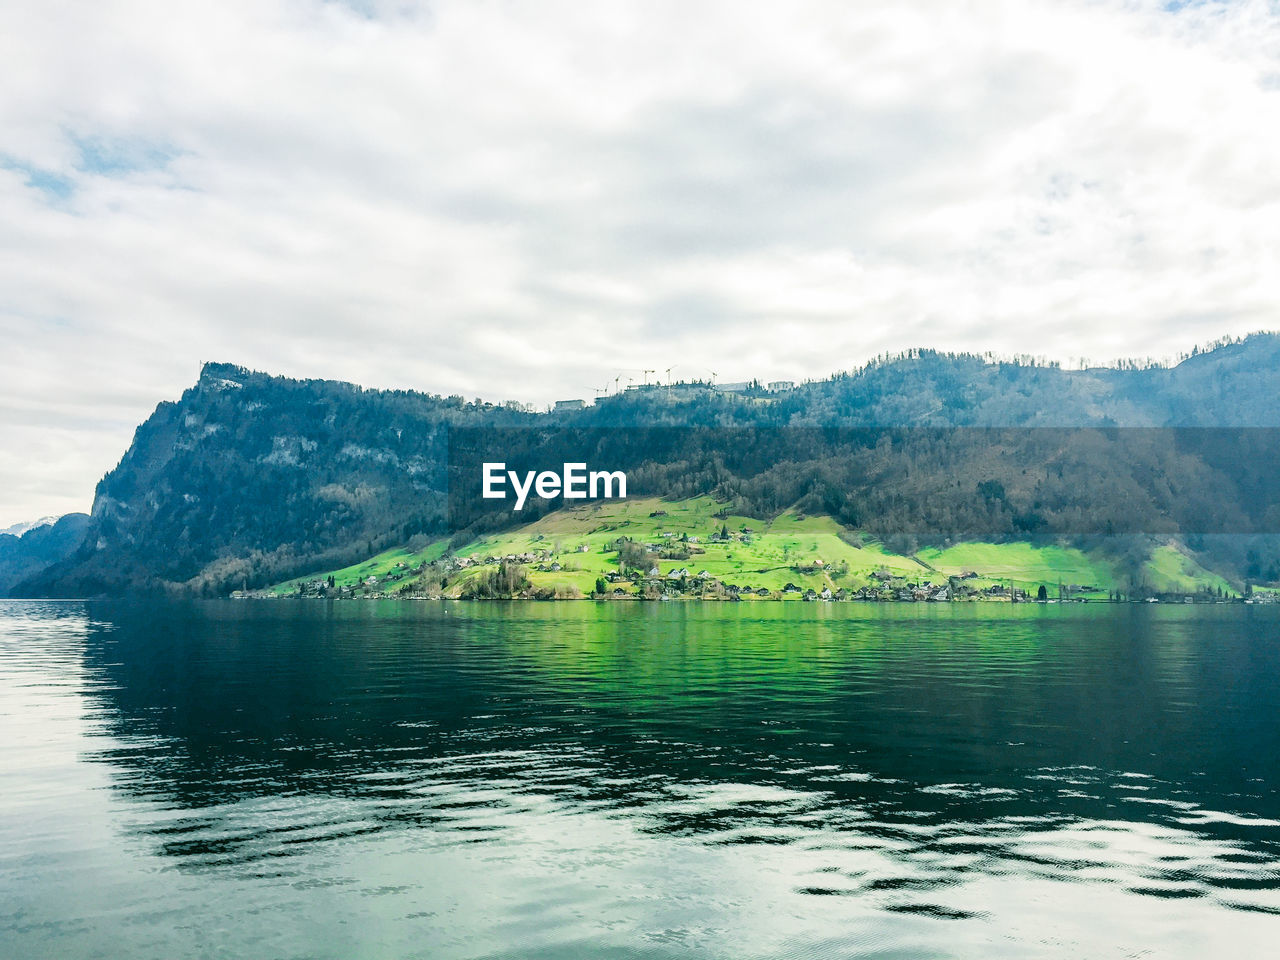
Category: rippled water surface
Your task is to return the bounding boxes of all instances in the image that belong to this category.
[2,600,1279,958]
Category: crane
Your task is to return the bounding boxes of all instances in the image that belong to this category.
[665,366,673,385]
[708,370,718,386]
[612,368,659,392]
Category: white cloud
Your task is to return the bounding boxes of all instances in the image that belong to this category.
[1,0,1278,524]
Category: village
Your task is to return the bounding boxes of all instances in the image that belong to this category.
[271,516,1252,604]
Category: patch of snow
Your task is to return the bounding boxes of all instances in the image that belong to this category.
[0,516,59,538]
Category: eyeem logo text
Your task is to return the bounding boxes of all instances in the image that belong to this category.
[482,462,627,511]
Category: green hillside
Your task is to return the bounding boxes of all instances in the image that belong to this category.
[1141,545,1234,595]
[263,497,1239,601]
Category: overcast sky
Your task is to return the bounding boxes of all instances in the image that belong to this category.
[2,0,1278,526]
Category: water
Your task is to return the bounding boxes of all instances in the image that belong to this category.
[2,600,1279,958]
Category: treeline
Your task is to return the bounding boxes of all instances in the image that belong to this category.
[448,426,1280,539]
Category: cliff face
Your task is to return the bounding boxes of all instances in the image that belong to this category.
[14,335,1280,597]
[17,363,469,596]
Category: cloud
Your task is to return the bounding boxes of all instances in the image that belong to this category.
[1,0,1278,523]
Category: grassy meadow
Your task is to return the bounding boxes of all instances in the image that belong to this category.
[265,496,1237,600]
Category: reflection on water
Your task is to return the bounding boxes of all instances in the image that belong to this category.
[2,600,1279,958]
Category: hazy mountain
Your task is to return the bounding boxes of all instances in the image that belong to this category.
[0,517,60,539]
[13,334,1280,598]
[0,514,91,595]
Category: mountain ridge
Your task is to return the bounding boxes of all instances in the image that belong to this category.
[12,333,1280,598]
[0,516,60,539]
[0,514,91,595]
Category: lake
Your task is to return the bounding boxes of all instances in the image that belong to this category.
[2,600,1278,958]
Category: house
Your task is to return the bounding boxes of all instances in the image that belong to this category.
[550,562,561,572]
[553,399,586,411]
[767,380,795,392]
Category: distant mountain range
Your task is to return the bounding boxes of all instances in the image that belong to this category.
[0,514,91,595]
[0,516,59,539]
[10,333,1280,598]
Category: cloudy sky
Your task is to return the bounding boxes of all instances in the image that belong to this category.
[2,0,1278,526]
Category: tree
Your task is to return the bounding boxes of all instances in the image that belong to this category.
[616,538,649,573]
[1036,584,1048,601]
[595,577,608,596]
[460,561,529,599]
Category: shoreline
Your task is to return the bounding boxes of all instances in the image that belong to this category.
[235,593,1266,605]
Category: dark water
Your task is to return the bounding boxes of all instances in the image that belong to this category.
[2,601,1279,958]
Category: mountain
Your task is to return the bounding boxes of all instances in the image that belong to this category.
[13,334,1280,598]
[0,514,91,595]
[0,516,60,539]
